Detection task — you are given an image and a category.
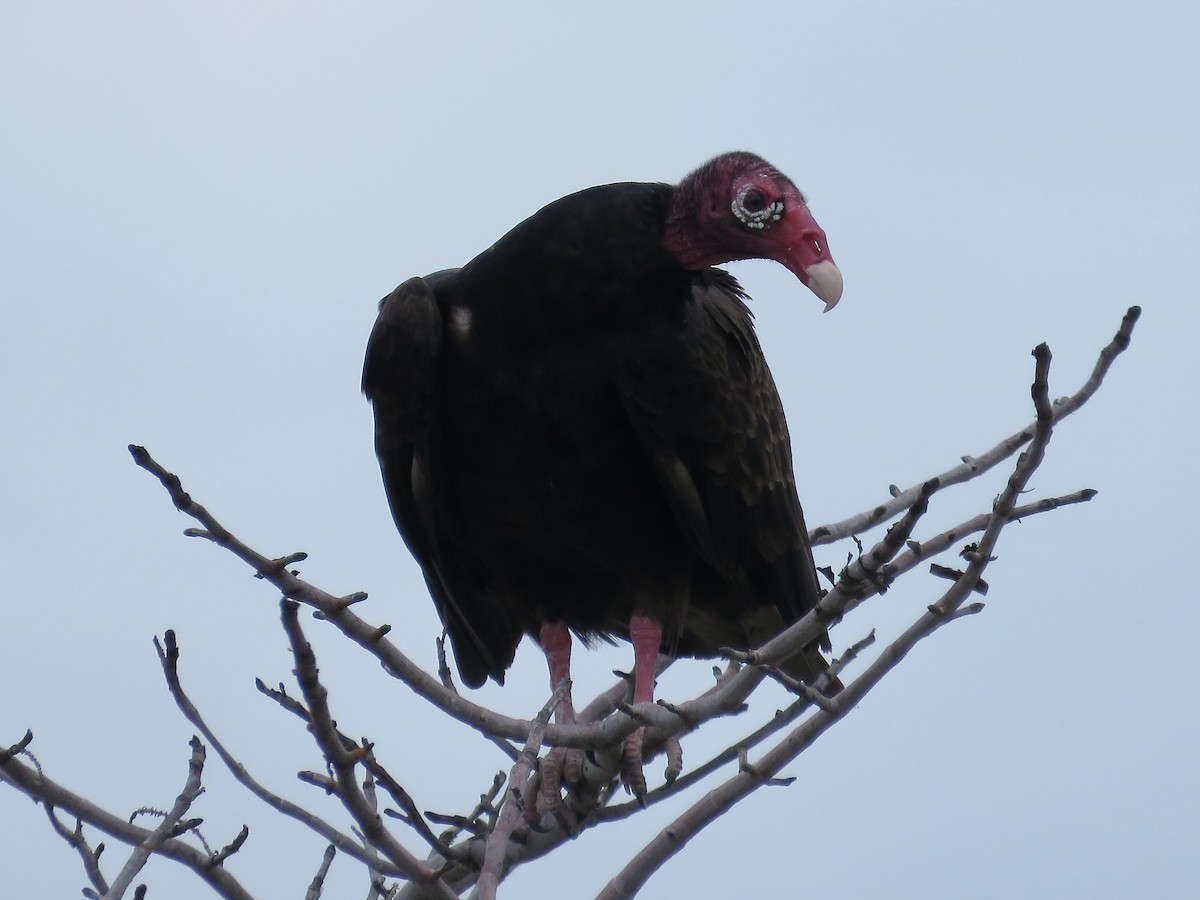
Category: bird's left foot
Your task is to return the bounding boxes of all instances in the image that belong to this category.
[621,727,648,801]
[542,745,585,795]
[620,731,684,801]
[537,746,585,831]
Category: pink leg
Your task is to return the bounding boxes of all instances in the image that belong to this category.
[622,612,662,800]
[538,620,584,816]
[538,620,577,724]
[628,612,662,705]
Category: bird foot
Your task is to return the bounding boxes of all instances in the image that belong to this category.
[538,746,585,832]
[542,744,585,792]
[621,727,648,802]
[620,731,683,799]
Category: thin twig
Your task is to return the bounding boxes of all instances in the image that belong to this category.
[305,845,338,900]
[45,808,110,896]
[0,729,34,765]
[812,306,1140,544]
[429,772,506,846]
[2,744,252,899]
[106,737,207,899]
[700,478,938,720]
[881,488,1097,580]
[364,753,455,858]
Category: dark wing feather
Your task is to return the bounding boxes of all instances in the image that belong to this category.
[616,269,832,683]
[362,276,519,687]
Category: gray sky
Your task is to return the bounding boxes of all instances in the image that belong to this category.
[2,2,1197,897]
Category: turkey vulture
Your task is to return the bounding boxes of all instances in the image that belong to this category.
[363,151,842,794]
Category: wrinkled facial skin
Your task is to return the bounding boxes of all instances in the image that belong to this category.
[664,152,843,311]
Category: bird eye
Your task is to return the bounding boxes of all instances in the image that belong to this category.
[742,190,767,213]
[731,186,784,230]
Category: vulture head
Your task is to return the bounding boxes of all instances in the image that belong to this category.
[663,151,843,311]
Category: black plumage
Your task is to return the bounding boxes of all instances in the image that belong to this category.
[362,152,843,702]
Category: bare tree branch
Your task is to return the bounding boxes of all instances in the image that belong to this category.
[472,683,568,900]
[595,628,878,822]
[129,444,648,754]
[105,737,208,898]
[425,772,506,845]
[368,755,455,859]
[46,807,110,897]
[883,487,1097,580]
[812,306,1140,544]
[0,735,254,899]
[2,306,1134,898]
[279,600,459,900]
[306,844,338,900]
[153,630,401,875]
[706,476,940,713]
[130,445,857,789]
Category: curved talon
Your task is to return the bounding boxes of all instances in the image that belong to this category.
[663,735,683,785]
[621,727,648,802]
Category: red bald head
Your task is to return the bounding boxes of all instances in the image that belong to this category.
[662,151,843,311]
